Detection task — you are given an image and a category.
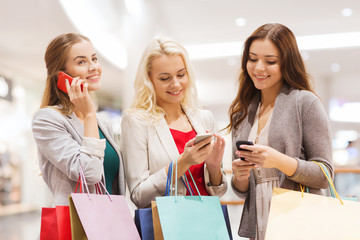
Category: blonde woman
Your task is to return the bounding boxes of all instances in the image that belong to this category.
[120,38,227,208]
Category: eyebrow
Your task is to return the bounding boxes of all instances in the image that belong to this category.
[249,52,279,58]
[73,53,97,61]
[158,68,186,76]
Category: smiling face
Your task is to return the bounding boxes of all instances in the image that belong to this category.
[149,54,188,109]
[64,40,102,92]
[246,38,283,95]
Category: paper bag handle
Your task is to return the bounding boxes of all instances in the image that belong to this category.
[300,161,343,205]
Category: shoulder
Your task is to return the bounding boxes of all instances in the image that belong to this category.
[32,106,66,124]
[121,111,153,130]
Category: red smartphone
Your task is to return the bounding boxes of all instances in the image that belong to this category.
[57,71,83,94]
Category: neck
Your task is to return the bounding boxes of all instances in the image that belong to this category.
[161,104,184,121]
[260,83,282,107]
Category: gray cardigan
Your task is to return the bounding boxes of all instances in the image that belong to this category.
[231,84,333,238]
[32,107,126,206]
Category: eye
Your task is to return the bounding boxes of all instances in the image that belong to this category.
[177,73,186,78]
[92,57,98,62]
[267,61,277,65]
[78,60,85,65]
[160,76,170,81]
[248,58,257,62]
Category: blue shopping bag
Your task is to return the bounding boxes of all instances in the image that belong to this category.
[156,161,230,240]
[134,208,154,240]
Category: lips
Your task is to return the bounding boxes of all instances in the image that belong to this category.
[86,74,100,81]
[167,89,182,96]
[254,74,269,81]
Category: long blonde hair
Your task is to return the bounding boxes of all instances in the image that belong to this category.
[129,38,200,122]
[41,33,90,115]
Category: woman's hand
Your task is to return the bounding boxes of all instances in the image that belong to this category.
[205,133,225,169]
[180,136,214,167]
[65,77,96,117]
[237,144,298,176]
[232,157,256,192]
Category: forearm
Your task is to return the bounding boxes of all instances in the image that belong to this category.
[83,113,99,138]
[275,153,298,177]
[206,165,222,186]
[165,154,192,180]
[233,176,250,193]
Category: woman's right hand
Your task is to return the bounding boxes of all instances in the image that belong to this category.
[180,136,214,167]
[232,151,256,192]
[65,77,96,117]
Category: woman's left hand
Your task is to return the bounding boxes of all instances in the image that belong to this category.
[236,144,282,169]
[205,133,226,169]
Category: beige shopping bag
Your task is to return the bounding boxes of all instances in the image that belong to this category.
[265,187,360,240]
[151,201,164,240]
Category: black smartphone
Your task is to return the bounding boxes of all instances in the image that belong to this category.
[236,140,254,151]
[236,140,254,162]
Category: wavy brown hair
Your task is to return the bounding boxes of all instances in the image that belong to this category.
[226,23,314,132]
[40,33,90,114]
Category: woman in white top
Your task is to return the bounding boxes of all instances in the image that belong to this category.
[121,38,228,208]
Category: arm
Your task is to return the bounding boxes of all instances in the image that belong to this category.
[199,110,228,196]
[120,114,168,208]
[288,97,333,188]
[239,97,333,189]
[32,108,105,184]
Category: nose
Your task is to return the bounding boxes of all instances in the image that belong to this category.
[255,60,266,71]
[89,62,97,72]
[171,77,181,88]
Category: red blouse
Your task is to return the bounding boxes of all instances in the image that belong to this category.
[169,128,209,196]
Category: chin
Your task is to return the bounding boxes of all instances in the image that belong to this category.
[88,83,101,92]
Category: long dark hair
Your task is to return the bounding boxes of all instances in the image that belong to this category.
[227,23,313,131]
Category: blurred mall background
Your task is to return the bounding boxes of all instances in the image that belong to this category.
[1,0,360,239]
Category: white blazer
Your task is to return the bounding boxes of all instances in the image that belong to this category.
[120,108,227,208]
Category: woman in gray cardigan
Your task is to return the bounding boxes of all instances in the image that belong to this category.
[227,23,333,240]
[32,33,125,206]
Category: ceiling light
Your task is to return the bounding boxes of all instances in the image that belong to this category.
[342,8,353,17]
[331,63,341,72]
[186,31,360,60]
[124,0,143,17]
[59,0,127,69]
[235,18,246,27]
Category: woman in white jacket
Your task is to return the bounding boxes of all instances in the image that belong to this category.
[32,33,125,206]
[121,38,227,208]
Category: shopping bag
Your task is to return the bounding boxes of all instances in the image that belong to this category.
[265,188,360,240]
[40,206,71,240]
[134,208,154,240]
[69,166,140,240]
[156,161,230,240]
[151,201,233,240]
[151,201,163,240]
[266,161,360,240]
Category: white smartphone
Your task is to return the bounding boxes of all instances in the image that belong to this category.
[194,133,213,145]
